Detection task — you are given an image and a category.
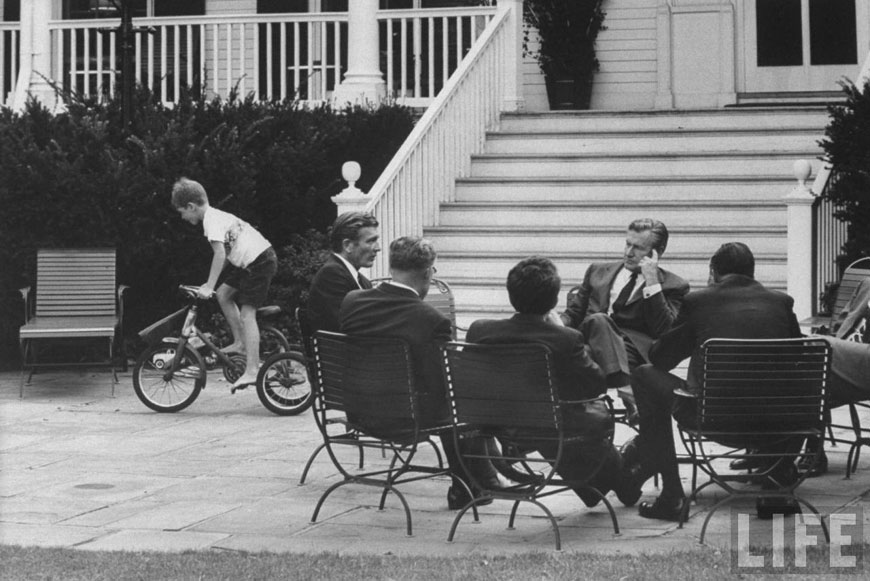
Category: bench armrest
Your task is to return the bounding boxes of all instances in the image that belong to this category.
[117,284,130,325]
[18,286,32,323]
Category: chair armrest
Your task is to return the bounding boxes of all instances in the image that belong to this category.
[18,286,32,322]
[117,285,130,328]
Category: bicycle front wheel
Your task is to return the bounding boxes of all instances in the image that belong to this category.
[256,350,313,416]
[133,341,206,412]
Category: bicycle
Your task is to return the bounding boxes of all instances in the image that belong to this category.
[132,285,309,414]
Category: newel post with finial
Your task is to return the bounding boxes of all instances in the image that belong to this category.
[331,161,369,216]
[785,159,816,321]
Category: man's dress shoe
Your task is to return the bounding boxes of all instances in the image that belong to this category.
[638,496,686,522]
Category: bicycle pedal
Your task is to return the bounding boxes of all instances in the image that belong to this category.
[230,381,254,394]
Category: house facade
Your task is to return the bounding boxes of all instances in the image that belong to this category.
[2,1,867,112]
[1,1,867,321]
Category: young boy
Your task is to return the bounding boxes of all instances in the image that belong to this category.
[171,177,277,389]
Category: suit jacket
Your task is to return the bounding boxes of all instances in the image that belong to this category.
[562,261,690,359]
[466,314,610,440]
[649,274,802,390]
[307,253,371,334]
[339,282,452,428]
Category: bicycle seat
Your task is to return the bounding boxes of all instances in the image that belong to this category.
[257,305,282,319]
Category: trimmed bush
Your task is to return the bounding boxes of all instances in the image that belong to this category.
[0,87,415,366]
[819,79,870,268]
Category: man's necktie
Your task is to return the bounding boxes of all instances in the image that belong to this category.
[612,271,638,312]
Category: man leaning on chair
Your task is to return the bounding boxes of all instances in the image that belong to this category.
[338,235,516,510]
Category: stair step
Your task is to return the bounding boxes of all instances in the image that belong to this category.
[444,277,787,310]
[454,175,799,202]
[425,226,787,254]
[438,200,787,228]
[470,151,817,178]
[485,128,820,155]
[499,107,829,133]
[435,252,786,282]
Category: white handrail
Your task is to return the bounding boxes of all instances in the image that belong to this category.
[363,8,510,277]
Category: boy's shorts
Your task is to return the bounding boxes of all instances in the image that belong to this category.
[218,247,277,308]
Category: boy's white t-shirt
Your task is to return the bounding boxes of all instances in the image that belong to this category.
[202,207,270,269]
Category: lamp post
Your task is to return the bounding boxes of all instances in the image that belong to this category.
[100,0,153,129]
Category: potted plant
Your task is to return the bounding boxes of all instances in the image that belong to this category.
[523,0,606,110]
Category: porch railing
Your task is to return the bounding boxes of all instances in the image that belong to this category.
[1,23,20,107]
[364,8,509,278]
[379,7,495,107]
[43,6,496,107]
[810,49,870,315]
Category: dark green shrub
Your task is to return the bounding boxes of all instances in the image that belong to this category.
[819,79,870,268]
[0,87,415,366]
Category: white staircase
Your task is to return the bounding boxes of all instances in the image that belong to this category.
[423,107,829,329]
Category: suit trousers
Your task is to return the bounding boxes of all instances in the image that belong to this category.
[580,313,645,386]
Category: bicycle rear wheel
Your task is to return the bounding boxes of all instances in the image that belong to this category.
[256,350,313,415]
[133,341,205,412]
[259,325,291,360]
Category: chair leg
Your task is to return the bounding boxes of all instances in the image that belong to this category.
[299,442,328,485]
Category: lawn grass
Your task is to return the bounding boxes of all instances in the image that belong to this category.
[1,545,864,580]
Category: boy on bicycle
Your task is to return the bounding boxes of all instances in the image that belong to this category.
[171,177,277,389]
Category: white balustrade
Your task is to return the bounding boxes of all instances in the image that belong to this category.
[362,8,510,278]
[0,24,20,108]
[41,7,496,108]
[378,6,496,107]
[48,13,348,105]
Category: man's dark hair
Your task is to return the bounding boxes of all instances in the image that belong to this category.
[389,236,436,272]
[628,218,669,256]
[507,256,561,315]
[329,212,379,252]
[710,242,755,279]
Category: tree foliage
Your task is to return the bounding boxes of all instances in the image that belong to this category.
[819,79,870,267]
[0,87,415,364]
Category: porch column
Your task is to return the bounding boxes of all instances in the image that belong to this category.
[12,0,56,112]
[785,160,816,321]
[499,0,525,112]
[332,0,386,106]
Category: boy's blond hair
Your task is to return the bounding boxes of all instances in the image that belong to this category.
[171,177,209,208]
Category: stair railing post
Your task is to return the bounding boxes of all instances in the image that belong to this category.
[499,0,525,113]
[785,159,816,321]
[332,161,369,216]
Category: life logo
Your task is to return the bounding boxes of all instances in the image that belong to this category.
[730,507,864,574]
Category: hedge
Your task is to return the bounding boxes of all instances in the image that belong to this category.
[0,86,415,367]
[819,79,870,269]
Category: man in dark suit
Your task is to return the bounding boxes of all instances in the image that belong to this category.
[467,256,642,508]
[340,236,501,509]
[307,211,380,333]
[560,219,690,410]
[627,242,802,521]
[803,278,870,472]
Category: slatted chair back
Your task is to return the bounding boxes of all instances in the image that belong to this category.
[698,338,829,434]
[312,330,419,436]
[441,340,619,550]
[442,342,559,432]
[832,257,870,319]
[35,248,117,319]
[309,330,455,537]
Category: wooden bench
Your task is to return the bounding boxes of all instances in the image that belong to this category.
[18,249,128,396]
